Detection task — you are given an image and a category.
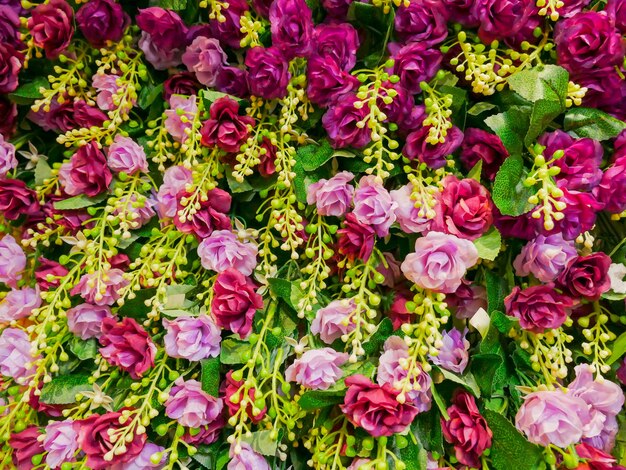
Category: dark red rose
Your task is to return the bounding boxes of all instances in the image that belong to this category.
[220,370,266,424]
[76,0,130,47]
[35,257,69,290]
[78,411,147,469]
[258,137,277,177]
[540,185,603,241]
[29,99,107,133]
[432,175,494,240]
[593,155,626,214]
[556,253,612,301]
[441,391,492,468]
[0,42,22,94]
[99,317,157,379]
[173,188,232,239]
[460,128,508,180]
[337,213,376,261]
[68,142,113,197]
[493,207,537,240]
[215,66,250,98]
[109,253,130,271]
[136,7,188,51]
[504,284,574,333]
[200,97,255,153]
[0,178,40,220]
[73,100,109,129]
[574,443,626,470]
[211,268,263,339]
[245,46,291,100]
[28,386,64,417]
[28,0,74,59]
[341,374,419,437]
[9,426,44,469]
[163,72,202,100]
[386,289,413,330]
[403,125,463,169]
[0,95,17,138]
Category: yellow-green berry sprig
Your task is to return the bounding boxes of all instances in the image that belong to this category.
[536,0,564,21]
[239,11,267,48]
[566,81,587,107]
[371,0,410,14]
[199,0,230,22]
[353,61,401,180]
[524,147,566,231]
[404,162,446,220]
[146,116,177,172]
[578,307,616,375]
[304,416,354,469]
[420,79,454,146]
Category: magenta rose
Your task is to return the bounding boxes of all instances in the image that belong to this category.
[341,374,419,437]
[245,46,291,100]
[0,5,21,48]
[136,7,188,51]
[10,427,44,469]
[221,370,266,424]
[594,155,626,214]
[269,0,314,59]
[337,213,376,261]
[441,391,492,468]
[556,253,612,301]
[0,43,21,94]
[67,142,113,197]
[472,0,535,44]
[200,97,254,152]
[28,0,74,59]
[211,268,263,338]
[460,128,509,180]
[431,175,494,240]
[209,0,247,49]
[0,178,40,220]
[313,23,359,72]
[607,0,626,34]
[403,125,464,169]
[504,284,573,333]
[78,411,147,469]
[307,56,359,108]
[0,95,17,138]
[163,72,202,100]
[389,42,442,94]
[322,94,371,149]
[76,0,130,47]
[182,36,227,87]
[394,0,448,46]
[513,234,577,282]
[99,317,157,379]
[173,188,232,239]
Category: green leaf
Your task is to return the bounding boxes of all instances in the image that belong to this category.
[492,155,534,216]
[267,278,304,311]
[485,107,530,155]
[397,434,428,470]
[226,170,254,193]
[608,331,626,365]
[415,410,444,454]
[471,353,508,394]
[564,107,626,141]
[491,310,516,334]
[474,228,501,261]
[347,1,391,36]
[507,65,569,104]
[200,89,244,108]
[485,269,508,314]
[69,337,98,360]
[10,77,49,100]
[201,357,221,397]
[468,102,497,116]
[138,83,164,110]
[525,98,564,146]
[242,430,278,456]
[158,0,187,10]
[53,193,107,210]
[298,140,335,171]
[220,337,249,365]
[362,318,394,355]
[484,410,543,470]
[34,158,52,186]
[298,389,345,410]
[467,160,483,182]
[438,368,481,397]
[40,374,92,404]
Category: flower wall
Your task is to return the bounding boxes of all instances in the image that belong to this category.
[1,0,626,469]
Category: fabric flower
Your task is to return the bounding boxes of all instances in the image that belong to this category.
[164,95,198,143]
[352,175,397,237]
[401,232,479,293]
[227,442,270,470]
[307,171,355,217]
[269,0,314,59]
[394,0,448,46]
[337,213,376,261]
[430,329,470,374]
[166,378,224,428]
[313,23,359,71]
[323,95,371,149]
[200,96,254,152]
[66,142,113,197]
[556,253,612,301]
[76,0,129,47]
[163,315,221,361]
[66,304,113,340]
[389,42,443,94]
[28,0,74,59]
[403,125,464,169]
[0,287,41,323]
[504,284,573,333]
[70,269,129,306]
[390,183,432,234]
[221,370,266,424]
[99,317,156,379]
[286,348,348,390]
[10,427,44,470]
[0,234,25,288]
[107,135,148,175]
[0,328,36,381]
[198,230,258,276]
[43,420,80,469]
[111,442,166,470]
[245,47,291,100]
[182,36,227,87]
[311,299,356,344]
[460,128,508,180]
[513,233,578,282]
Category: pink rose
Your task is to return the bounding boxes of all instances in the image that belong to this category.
[99,317,156,379]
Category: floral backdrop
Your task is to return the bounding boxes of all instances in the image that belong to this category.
[1,0,626,469]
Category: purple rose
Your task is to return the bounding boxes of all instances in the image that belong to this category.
[352,176,398,237]
[28,0,74,59]
[337,213,376,261]
[513,233,578,282]
[442,0,480,27]
[164,314,221,362]
[286,347,348,390]
[0,133,16,177]
[307,56,359,107]
[164,95,198,143]
[92,73,123,111]
[311,299,356,344]
[216,66,250,98]
[401,231,479,293]
[472,0,535,44]
[0,328,36,381]
[66,304,114,340]
[70,268,129,306]
[0,43,21,94]
[228,442,269,470]
[245,46,291,100]
[111,443,167,470]
[403,125,464,169]
[182,36,227,87]
[538,130,603,191]
[504,284,573,332]
[210,0,247,49]
[0,5,20,48]
[607,0,626,34]
[322,94,372,149]
[460,128,508,180]
[0,234,25,288]
[156,165,192,218]
[389,42,442,94]
[0,287,41,323]
[0,95,17,138]
[322,0,353,17]
[269,0,314,59]
[516,390,590,447]
[166,378,223,428]
[447,283,488,320]
[198,230,258,276]
[67,142,113,197]
[541,185,602,240]
[307,171,355,217]
[313,23,359,72]
[43,420,80,469]
[136,7,188,51]
[430,328,469,374]
[76,0,130,47]
[394,0,449,46]
[139,32,182,70]
[555,12,624,75]
[163,72,202,100]
[556,252,612,301]
[377,336,432,411]
[107,135,148,175]
[594,155,626,213]
[390,183,432,234]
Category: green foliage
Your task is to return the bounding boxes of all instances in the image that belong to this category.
[201,357,221,397]
[474,228,502,261]
[298,389,346,410]
[69,337,98,360]
[362,318,394,355]
[53,193,107,210]
[564,107,626,141]
[40,374,92,405]
[484,410,544,470]
[492,155,534,216]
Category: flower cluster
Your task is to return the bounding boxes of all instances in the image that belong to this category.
[0,0,626,469]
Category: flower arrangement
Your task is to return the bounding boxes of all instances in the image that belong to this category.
[1,0,626,469]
